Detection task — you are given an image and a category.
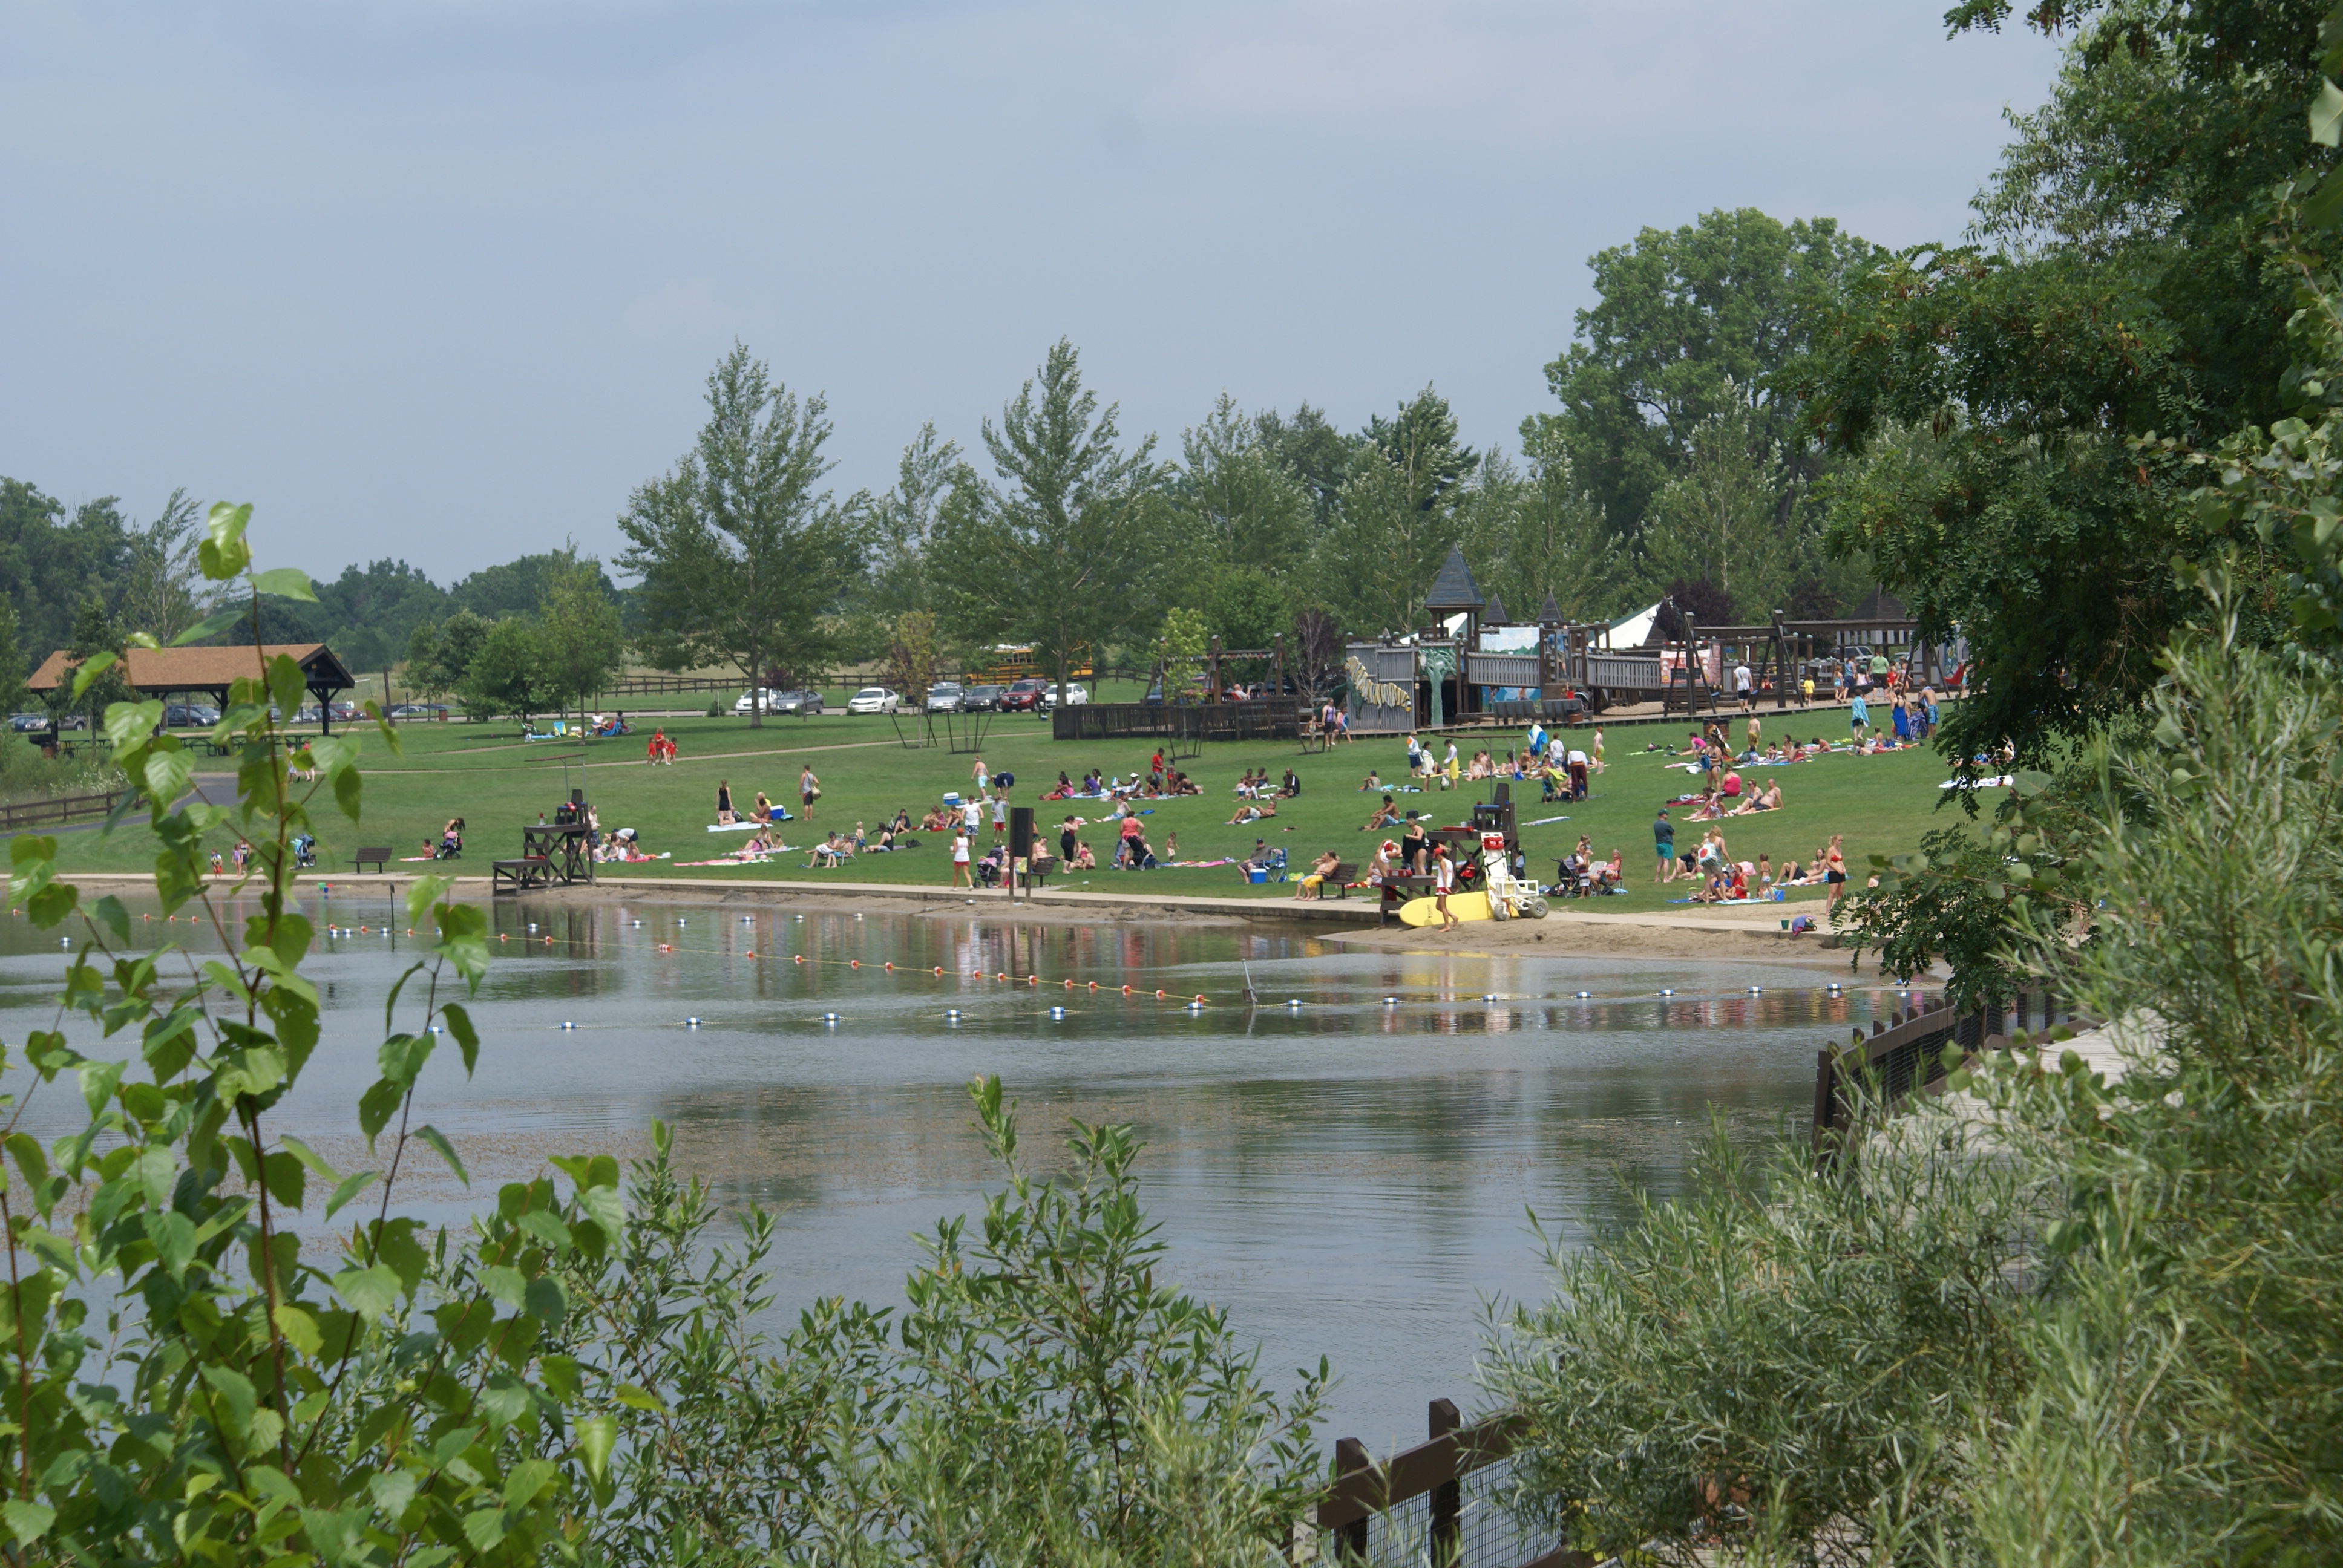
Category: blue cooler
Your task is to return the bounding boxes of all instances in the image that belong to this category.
[1247,867,1268,883]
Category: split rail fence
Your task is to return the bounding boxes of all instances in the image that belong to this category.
[0,791,122,831]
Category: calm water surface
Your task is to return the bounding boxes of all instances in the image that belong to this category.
[0,890,1912,1448]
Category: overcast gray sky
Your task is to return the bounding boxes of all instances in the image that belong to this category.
[1,2,2062,581]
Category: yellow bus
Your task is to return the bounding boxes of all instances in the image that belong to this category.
[965,645,1093,686]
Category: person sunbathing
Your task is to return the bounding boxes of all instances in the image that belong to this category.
[1362,794,1403,831]
[1731,780,1785,815]
[1226,800,1277,825]
[735,825,775,860]
[1294,849,1343,900]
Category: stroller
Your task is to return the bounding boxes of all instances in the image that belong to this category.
[290,834,317,871]
[434,817,465,860]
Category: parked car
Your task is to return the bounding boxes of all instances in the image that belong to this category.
[961,684,1006,712]
[734,688,792,716]
[328,701,359,722]
[9,713,48,733]
[162,702,221,727]
[845,687,901,715]
[998,678,1050,712]
[385,702,450,720]
[1038,683,1089,710]
[925,681,966,713]
[767,690,824,716]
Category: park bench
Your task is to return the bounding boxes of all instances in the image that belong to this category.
[351,846,392,873]
[1020,852,1057,889]
[492,856,552,894]
[1323,860,1358,898]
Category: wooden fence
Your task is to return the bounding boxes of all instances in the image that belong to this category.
[596,675,748,698]
[1812,988,2091,1166]
[1052,699,1302,743]
[1312,1399,1588,1567]
[0,791,122,832]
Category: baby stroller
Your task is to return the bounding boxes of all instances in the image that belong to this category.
[290,834,317,871]
[434,819,465,860]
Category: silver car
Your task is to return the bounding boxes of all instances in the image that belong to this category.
[926,682,965,713]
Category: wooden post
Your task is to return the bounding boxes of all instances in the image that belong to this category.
[1428,1399,1462,1566]
[1209,635,1223,704]
[1333,1437,1372,1562]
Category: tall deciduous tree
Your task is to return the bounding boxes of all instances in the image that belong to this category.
[457,616,552,726]
[536,546,626,728]
[932,340,1162,705]
[1312,388,1476,635]
[1537,209,1878,541]
[118,488,207,644]
[619,345,865,727]
[1471,421,1628,627]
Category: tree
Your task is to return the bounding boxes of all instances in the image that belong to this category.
[1289,606,1343,703]
[61,594,129,732]
[0,598,23,717]
[1256,402,1361,532]
[535,546,626,727]
[882,609,942,711]
[1473,420,1629,627]
[1311,391,1480,636]
[1538,209,1880,541]
[1152,607,1209,700]
[1175,394,1314,580]
[619,344,865,728]
[1655,577,1735,639]
[1794,4,2333,763]
[0,479,136,658]
[1639,384,1806,617]
[457,616,552,725]
[931,339,1163,707]
[117,487,207,643]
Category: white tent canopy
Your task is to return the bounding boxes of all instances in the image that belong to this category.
[1604,602,1662,648]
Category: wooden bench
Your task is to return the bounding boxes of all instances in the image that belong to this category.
[1020,854,1057,889]
[491,857,552,893]
[1323,860,1358,898]
[351,846,392,873]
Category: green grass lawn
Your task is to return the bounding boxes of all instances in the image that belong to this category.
[48,707,1974,912]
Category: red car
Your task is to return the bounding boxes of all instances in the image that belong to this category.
[998,678,1050,711]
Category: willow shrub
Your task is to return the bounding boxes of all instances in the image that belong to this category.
[0,506,1323,1566]
[1483,608,2343,1566]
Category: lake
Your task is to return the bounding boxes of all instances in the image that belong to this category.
[0,887,1910,1451]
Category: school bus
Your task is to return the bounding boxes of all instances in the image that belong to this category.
[965,645,1093,686]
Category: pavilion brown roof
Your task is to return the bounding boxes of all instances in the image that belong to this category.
[27,643,355,697]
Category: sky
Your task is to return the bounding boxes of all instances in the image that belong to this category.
[0,2,2065,583]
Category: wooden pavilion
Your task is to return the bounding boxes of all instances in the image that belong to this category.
[28,644,358,731]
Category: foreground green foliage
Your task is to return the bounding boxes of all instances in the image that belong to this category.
[1484,618,2343,1564]
[0,512,1325,1565]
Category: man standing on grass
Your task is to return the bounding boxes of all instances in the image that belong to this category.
[1734,658,1754,710]
[991,789,1008,841]
[1654,808,1676,884]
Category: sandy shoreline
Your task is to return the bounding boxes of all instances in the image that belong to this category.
[58,868,1892,970]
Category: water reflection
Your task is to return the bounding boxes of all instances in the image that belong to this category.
[0,891,1921,1449]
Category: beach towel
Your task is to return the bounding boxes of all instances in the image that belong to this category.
[1524,814,1571,826]
[1941,775,2014,789]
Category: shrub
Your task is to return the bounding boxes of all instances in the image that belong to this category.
[0,507,1326,1567]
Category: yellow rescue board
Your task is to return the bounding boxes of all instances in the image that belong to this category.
[1397,890,1495,927]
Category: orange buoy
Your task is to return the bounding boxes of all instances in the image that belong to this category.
[1194,993,1207,1004]
[746,950,756,958]
[499,934,508,942]
[1026,975,1038,986]
[1064,979,1074,990]
[885,962,894,971]
[933,965,943,975]
[1154,989,1165,999]
[1121,985,1131,995]
[794,954,805,964]
[850,959,860,969]
[1089,981,1098,991]
[995,971,1006,981]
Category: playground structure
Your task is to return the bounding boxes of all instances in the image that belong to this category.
[1343,549,1950,731]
